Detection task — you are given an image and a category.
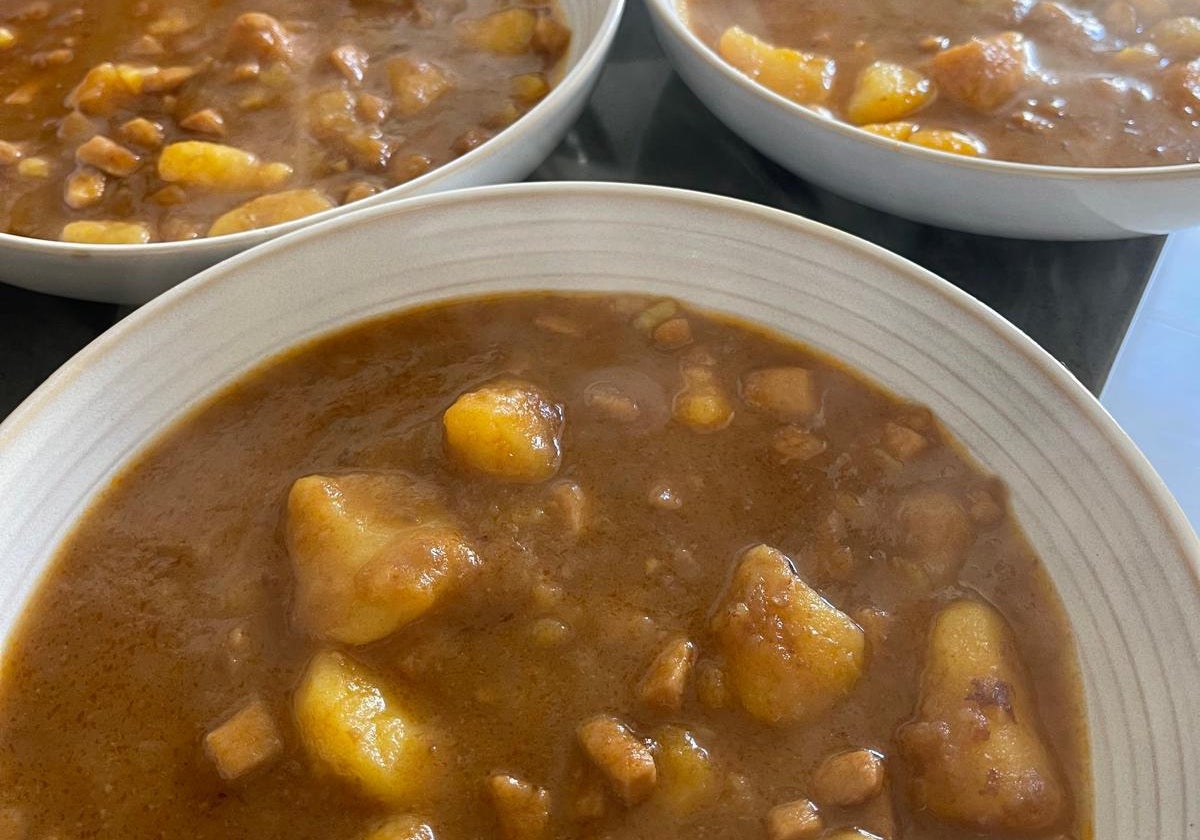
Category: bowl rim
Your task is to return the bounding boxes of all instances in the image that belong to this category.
[4,180,1198,578]
[0,0,626,256]
[644,0,1200,181]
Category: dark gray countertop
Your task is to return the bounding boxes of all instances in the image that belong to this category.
[0,0,1162,418]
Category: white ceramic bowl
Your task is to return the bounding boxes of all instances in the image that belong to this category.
[0,0,623,305]
[0,183,1197,835]
[644,0,1200,240]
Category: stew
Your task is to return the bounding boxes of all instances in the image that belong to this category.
[0,0,570,243]
[683,0,1200,166]
[0,294,1088,840]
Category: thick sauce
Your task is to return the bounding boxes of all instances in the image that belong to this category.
[0,295,1087,840]
[684,0,1200,166]
[0,0,569,242]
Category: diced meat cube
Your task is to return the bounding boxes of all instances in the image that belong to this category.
[286,472,481,645]
[207,188,334,236]
[766,797,824,840]
[577,715,657,805]
[584,382,641,423]
[549,480,587,535]
[711,545,865,725]
[388,58,452,117]
[487,774,550,840]
[227,13,293,62]
[931,34,1028,112]
[443,380,563,483]
[363,816,435,840]
[638,636,696,711]
[203,697,283,780]
[294,650,437,805]
[811,748,886,806]
[741,367,818,422]
[772,425,827,463]
[893,489,975,585]
[158,141,292,191]
[457,9,537,55]
[897,600,1066,832]
[652,727,718,815]
[845,61,934,124]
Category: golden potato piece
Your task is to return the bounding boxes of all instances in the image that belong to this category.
[673,365,734,432]
[930,34,1028,113]
[577,715,657,805]
[845,61,935,125]
[638,636,696,712]
[388,58,453,117]
[893,489,975,585]
[711,544,865,725]
[718,26,835,105]
[765,797,823,840]
[908,128,987,157]
[443,381,563,483]
[651,727,719,815]
[286,472,481,645]
[458,9,537,55]
[741,366,818,422]
[860,121,917,141]
[898,600,1067,832]
[60,220,150,244]
[487,774,550,840]
[363,816,435,840]
[158,140,292,191]
[203,697,283,780]
[208,188,334,236]
[294,649,437,805]
[810,748,885,807]
[66,62,150,115]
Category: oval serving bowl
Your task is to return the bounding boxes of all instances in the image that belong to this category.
[643,0,1200,241]
[0,182,1197,835]
[0,0,624,305]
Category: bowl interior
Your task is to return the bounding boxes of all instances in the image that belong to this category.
[0,183,1197,837]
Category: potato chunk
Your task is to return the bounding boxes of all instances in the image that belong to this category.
[294,649,437,805]
[158,140,292,191]
[208,188,334,236]
[60,220,150,244]
[908,129,987,157]
[893,489,975,585]
[717,26,836,105]
[672,365,734,432]
[577,715,657,805]
[443,381,563,483]
[66,62,149,115]
[457,9,537,55]
[711,544,865,725]
[810,748,885,806]
[766,798,823,840]
[203,697,283,780]
[651,727,719,815]
[741,367,818,422]
[487,774,550,840]
[845,61,935,125]
[363,816,435,840]
[931,34,1028,113]
[638,636,696,712]
[898,600,1066,832]
[286,472,481,645]
[388,58,453,117]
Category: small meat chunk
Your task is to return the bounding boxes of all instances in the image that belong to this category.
[457,8,537,55]
[549,479,587,535]
[443,380,563,483]
[487,774,550,840]
[388,58,452,117]
[208,188,334,236]
[810,748,886,806]
[286,472,481,645]
[673,365,734,432]
[227,12,293,62]
[577,715,657,805]
[772,425,827,463]
[893,489,975,585]
[294,650,437,805]
[897,600,1066,832]
[652,727,719,815]
[363,816,435,840]
[846,61,934,125]
[931,34,1028,112]
[638,636,696,711]
[766,798,823,840]
[711,545,865,725]
[718,26,836,104]
[180,108,226,137]
[75,135,139,176]
[204,697,283,780]
[66,62,148,115]
[741,367,818,422]
[118,117,164,148]
[158,141,292,191]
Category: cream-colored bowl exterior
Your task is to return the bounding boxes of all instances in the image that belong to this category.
[644,0,1200,240]
[0,0,624,304]
[0,183,1197,835]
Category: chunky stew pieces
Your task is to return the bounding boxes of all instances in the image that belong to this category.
[0,295,1087,840]
[0,0,569,243]
[685,0,1200,166]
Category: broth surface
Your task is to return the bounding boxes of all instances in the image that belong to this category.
[0,294,1087,840]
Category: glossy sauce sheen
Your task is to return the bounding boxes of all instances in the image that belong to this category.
[0,295,1087,840]
[0,0,568,241]
[684,0,1200,166]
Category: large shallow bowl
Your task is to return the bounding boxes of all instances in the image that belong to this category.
[0,183,1197,835]
[0,0,623,305]
[644,0,1200,240]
